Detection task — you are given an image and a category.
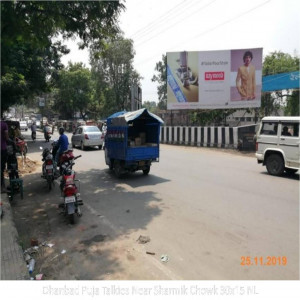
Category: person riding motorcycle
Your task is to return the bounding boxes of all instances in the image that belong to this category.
[31,122,37,141]
[43,123,51,142]
[55,127,69,174]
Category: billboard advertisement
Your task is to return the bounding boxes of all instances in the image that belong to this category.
[167,48,262,110]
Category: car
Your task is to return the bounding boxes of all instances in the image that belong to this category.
[36,120,41,128]
[20,121,28,131]
[255,116,300,176]
[71,125,104,150]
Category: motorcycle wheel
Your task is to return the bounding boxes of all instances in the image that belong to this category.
[69,213,75,224]
[47,178,52,190]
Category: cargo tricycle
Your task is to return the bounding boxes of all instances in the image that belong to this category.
[104,108,164,177]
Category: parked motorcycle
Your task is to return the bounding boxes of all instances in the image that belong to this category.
[7,139,23,201]
[59,151,82,224]
[40,147,56,190]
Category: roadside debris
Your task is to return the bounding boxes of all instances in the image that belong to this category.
[146,251,155,255]
[23,240,56,279]
[24,246,39,255]
[42,241,54,248]
[30,238,38,247]
[28,258,35,274]
[137,235,150,244]
[24,253,32,263]
[160,254,169,263]
[50,254,59,262]
[35,274,43,280]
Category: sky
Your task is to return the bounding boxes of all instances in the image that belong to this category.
[61,0,300,103]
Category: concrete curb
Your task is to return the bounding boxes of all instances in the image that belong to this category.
[0,194,29,280]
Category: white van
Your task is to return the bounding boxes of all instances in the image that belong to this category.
[255,116,300,176]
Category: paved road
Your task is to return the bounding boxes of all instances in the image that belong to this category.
[13,130,299,280]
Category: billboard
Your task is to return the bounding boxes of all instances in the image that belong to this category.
[167,48,262,110]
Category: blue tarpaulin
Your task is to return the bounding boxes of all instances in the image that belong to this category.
[107,108,164,126]
[262,71,300,92]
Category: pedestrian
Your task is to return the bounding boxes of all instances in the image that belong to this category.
[1,118,9,193]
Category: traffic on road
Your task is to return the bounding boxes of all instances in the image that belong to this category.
[3,119,298,281]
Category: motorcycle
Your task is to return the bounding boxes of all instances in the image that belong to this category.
[6,139,23,200]
[59,151,82,224]
[40,146,56,190]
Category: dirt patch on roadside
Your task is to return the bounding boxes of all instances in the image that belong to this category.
[18,156,40,175]
[4,156,40,178]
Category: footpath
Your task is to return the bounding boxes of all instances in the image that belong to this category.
[1,192,29,280]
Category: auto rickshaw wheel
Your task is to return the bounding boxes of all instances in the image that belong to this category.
[114,161,123,178]
[143,166,150,175]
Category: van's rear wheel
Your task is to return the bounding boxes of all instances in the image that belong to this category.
[266,154,284,176]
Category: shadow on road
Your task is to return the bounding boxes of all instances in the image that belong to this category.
[259,170,299,181]
[9,159,168,279]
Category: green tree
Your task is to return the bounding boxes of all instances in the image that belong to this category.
[284,91,299,116]
[261,51,299,117]
[142,101,157,113]
[54,63,93,120]
[151,54,167,110]
[1,0,124,112]
[90,35,142,117]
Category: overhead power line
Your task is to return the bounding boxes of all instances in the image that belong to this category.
[131,0,201,41]
[129,0,192,39]
[135,0,217,47]
[135,0,271,67]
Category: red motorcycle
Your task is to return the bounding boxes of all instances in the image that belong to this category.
[40,147,57,190]
[59,150,83,224]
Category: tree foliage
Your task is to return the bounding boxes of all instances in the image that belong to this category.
[142,101,157,113]
[90,35,142,118]
[1,0,125,112]
[261,51,299,117]
[54,63,93,120]
[151,54,167,110]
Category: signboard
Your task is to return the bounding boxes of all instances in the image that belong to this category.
[167,48,263,110]
[262,71,300,92]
